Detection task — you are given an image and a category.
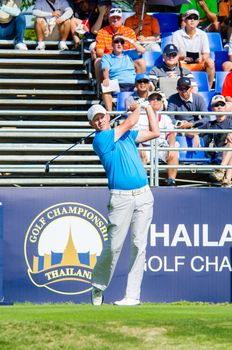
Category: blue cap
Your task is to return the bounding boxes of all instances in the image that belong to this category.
[135,73,150,82]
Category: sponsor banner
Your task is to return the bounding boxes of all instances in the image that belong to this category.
[0,188,231,303]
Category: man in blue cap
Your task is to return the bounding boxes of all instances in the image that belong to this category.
[125,73,151,112]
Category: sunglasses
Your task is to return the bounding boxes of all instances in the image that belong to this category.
[137,79,149,84]
[166,52,177,58]
[213,102,226,107]
[186,15,199,20]
[113,39,124,45]
[149,96,162,101]
[178,86,190,92]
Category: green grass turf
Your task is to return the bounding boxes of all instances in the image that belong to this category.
[0,303,232,350]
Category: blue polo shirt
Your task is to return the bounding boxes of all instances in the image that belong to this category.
[93,129,148,190]
[101,51,139,85]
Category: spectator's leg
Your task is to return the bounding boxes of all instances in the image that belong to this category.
[204,57,215,89]
[102,92,113,111]
[134,58,146,74]
[70,18,81,47]
[13,13,26,44]
[59,19,71,41]
[222,61,232,71]
[35,18,46,42]
[94,58,102,81]
[166,151,179,180]
[0,21,15,40]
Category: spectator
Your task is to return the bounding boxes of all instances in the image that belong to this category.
[124,0,161,52]
[70,0,111,50]
[149,43,198,96]
[222,32,232,71]
[172,9,215,88]
[221,71,232,112]
[0,0,27,50]
[94,7,146,80]
[167,76,208,146]
[101,34,145,111]
[33,0,73,51]
[201,95,232,187]
[180,0,219,32]
[218,0,231,40]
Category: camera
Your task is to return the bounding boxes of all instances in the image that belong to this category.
[175,120,183,128]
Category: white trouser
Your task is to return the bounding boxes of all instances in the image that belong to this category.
[92,185,154,300]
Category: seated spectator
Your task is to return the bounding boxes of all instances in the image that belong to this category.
[124,0,161,52]
[167,76,208,146]
[221,71,232,111]
[149,44,198,97]
[125,73,151,112]
[101,34,145,111]
[0,0,27,50]
[127,87,179,186]
[222,32,232,71]
[218,0,231,40]
[32,0,73,51]
[70,0,111,50]
[94,7,146,81]
[172,9,215,88]
[201,95,232,187]
[180,0,219,32]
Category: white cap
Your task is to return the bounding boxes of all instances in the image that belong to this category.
[211,95,226,106]
[87,105,107,121]
[109,8,122,17]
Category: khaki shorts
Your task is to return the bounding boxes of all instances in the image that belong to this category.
[42,18,60,40]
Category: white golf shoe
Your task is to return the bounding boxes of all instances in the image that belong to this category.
[114,298,140,306]
[91,287,103,306]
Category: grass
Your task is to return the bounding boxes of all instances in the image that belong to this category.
[0,303,232,350]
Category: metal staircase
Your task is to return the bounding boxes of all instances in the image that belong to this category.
[0,47,105,186]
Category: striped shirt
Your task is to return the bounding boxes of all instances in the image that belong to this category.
[96,25,136,54]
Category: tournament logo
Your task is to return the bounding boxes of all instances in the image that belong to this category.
[24,202,108,295]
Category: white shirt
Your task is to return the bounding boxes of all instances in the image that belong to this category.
[171,28,210,57]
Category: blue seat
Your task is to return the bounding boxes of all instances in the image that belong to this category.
[213,51,229,71]
[116,91,134,112]
[214,71,229,93]
[191,71,209,92]
[161,34,172,51]
[143,51,162,73]
[206,33,223,52]
[199,91,215,110]
[153,13,179,33]
[176,136,210,163]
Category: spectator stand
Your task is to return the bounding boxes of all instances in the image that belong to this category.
[214,71,229,93]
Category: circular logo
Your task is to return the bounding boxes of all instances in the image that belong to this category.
[24,202,108,295]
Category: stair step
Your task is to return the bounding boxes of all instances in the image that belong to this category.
[0,89,96,96]
[0,49,81,57]
[0,99,99,105]
[0,78,91,85]
[0,58,84,65]
[0,68,87,75]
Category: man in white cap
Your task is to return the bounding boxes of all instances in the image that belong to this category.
[171,9,215,88]
[201,95,232,187]
[87,102,160,306]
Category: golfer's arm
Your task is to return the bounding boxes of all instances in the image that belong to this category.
[136,105,160,143]
[114,105,141,141]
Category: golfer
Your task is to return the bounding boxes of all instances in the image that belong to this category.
[87,102,160,306]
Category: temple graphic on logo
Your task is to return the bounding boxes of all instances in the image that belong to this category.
[32,228,97,272]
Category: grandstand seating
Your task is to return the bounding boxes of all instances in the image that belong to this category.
[206,33,223,52]
[161,34,172,51]
[153,13,179,33]
[116,91,134,111]
[214,71,229,93]
[176,136,210,163]
[142,51,162,73]
[213,51,229,71]
[199,91,215,110]
[191,71,209,92]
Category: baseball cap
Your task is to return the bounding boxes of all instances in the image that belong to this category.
[184,9,200,20]
[211,95,226,106]
[87,105,107,121]
[109,8,122,17]
[135,73,150,82]
[177,77,191,88]
[163,44,178,55]
[148,90,164,100]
